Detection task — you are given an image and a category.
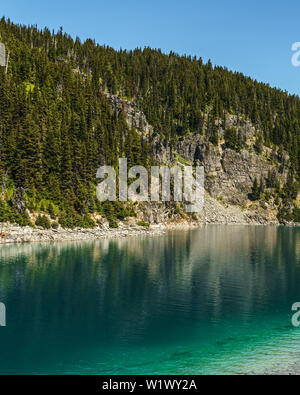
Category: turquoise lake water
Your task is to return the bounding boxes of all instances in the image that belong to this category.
[0,225,299,375]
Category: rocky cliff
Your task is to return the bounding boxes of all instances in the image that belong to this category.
[104,93,298,226]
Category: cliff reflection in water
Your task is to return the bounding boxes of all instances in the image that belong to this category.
[0,226,298,330]
[0,225,299,373]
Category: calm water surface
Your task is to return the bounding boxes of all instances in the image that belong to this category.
[0,225,299,374]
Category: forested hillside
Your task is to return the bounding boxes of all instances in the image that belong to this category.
[0,17,299,227]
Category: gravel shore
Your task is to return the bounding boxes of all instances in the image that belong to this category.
[0,222,203,244]
[0,193,298,245]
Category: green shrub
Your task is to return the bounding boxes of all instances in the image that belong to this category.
[15,211,32,227]
[293,207,300,223]
[224,127,242,152]
[35,215,51,229]
[58,209,80,229]
[277,206,293,223]
[108,217,118,228]
[51,222,59,229]
[249,178,260,201]
[58,210,73,229]
[209,129,219,146]
[0,200,13,223]
[114,201,136,220]
[58,207,96,229]
[101,202,118,228]
[0,201,32,226]
[82,211,96,229]
[137,220,150,228]
[47,203,56,220]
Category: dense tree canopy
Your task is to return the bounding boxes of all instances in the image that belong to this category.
[0,17,299,225]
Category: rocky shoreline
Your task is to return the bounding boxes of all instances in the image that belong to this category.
[0,220,297,245]
[0,222,206,244]
[0,193,298,245]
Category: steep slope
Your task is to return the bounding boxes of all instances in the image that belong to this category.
[0,18,299,228]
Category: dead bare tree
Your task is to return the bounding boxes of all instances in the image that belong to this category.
[5,50,9,74]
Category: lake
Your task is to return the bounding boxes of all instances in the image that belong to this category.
[0,225,299,374]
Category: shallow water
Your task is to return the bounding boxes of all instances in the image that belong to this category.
[0,225,299,374]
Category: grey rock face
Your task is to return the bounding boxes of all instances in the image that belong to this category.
[103,93,293,225]
[104,93,153,137]
[201,148,286,205]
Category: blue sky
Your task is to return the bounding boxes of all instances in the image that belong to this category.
[2,0,300,96]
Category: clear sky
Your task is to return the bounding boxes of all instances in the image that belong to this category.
[2,0,300,96]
